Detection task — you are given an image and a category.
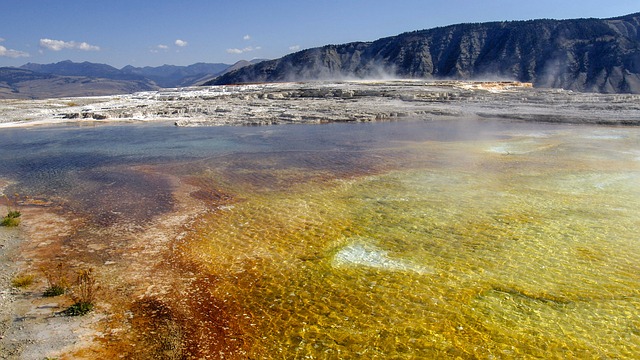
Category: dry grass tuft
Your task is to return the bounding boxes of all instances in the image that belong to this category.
[11,273,35,288]
[65,268,99,316]
[42,263,69,297]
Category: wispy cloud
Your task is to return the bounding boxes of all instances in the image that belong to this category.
[150,44,170,53]
[0,45,29,58]
[40,38,100,51]
[243,35,251,40]
[289,45,301,51]
[226,46,261,54]
[175,39,188,47]
[226,48,243,54]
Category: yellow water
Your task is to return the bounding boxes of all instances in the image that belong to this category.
[184,125,640,358]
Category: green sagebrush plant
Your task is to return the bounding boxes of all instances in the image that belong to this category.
[1,194,21,227]
[1,210,21,227]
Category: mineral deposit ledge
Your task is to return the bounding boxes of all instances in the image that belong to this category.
[1,80,639,128]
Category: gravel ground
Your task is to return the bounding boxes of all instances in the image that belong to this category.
[0,215,100,359]
[0,228,21,358]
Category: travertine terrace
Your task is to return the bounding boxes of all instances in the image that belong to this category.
[1,80,639,128]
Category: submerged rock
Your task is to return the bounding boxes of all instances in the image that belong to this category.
[333,241,432,275]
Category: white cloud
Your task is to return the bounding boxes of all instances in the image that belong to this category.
[226,48,243,54]
[289,45,301,51]
[150,44,169,53]
[76,42,100,51]
[0,45,29,58]
[226,46,261,54]
[40,39,67,51]
[175,39,188,47]
[243,34,251,40]
[39,38,100,51]
[0,37,5,42]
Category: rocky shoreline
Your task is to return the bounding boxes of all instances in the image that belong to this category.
[1,80,639,128]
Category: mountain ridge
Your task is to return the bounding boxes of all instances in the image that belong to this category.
[0,60,265,99]
[0,67,158,99]
[120,62,231,87]
[3,13,640,97]
[210,12,640,93]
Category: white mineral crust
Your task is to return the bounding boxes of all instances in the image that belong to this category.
[1,80,639,127]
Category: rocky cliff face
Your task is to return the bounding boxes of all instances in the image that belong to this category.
[211,13,640,93]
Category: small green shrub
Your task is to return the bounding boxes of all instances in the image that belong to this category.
[1,210,20,227]
[64,301,94,316]
[43,284,66,297]
[11,274,34,288]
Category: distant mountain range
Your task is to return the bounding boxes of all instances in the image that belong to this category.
[3,12,640,98]
[0,66,156,99]
[0,59,264,99]
[211,12,640,94]
[120,62,231,87]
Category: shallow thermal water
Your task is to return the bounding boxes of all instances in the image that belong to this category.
[1,119,639,358]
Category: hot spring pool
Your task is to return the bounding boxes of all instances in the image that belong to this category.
[1,119,638,358]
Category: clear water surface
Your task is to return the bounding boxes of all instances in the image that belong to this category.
[0,119,638,358]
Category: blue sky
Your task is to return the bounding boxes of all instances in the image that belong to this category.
[1,0,638,68]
